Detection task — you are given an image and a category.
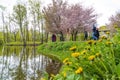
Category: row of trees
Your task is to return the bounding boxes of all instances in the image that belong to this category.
[43,0,97,41]
[1,0,44,45]
[104,12,120,35]
[109,12,120,28]
[0,0,97,45]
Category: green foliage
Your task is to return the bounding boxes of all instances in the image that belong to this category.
[37,41,86,61]
[13,4,27,22]
[78,33,84,41]
[99,25,107,30]
[38,29,120,79]
[5,41,41,46]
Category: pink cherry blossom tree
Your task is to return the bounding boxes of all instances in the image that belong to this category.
[109,12,120,28]
[61,4,97,40]
[43,0,97,41]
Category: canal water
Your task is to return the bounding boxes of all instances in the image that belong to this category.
[0,46,51,80]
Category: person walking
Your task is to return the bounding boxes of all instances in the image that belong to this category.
[92,26,98,40]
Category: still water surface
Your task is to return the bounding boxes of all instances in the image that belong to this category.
[0,46,51,80]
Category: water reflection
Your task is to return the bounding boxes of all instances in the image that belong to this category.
[0,46,51,80]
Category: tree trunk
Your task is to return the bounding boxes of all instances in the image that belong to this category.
[13,32,17,42]
[19,23,26,45]
[71,30,78,41]
[18,6,26,45]
[26,26,29,41]
[41,19,44,43]
[26,17,29,42]
[2,12,6,43]
[45,32,49,43]
[71,33,74,41]
[5,25,9,43]
[73,31,78,41]
[60,31,64,41]
[33,13,36,45]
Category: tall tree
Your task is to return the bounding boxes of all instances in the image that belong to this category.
[28,0,42,44]
[108,12,120,34]
[12,4,27,45]
[0,5,6,43]
[109,12,120,28]
[43,0,67,41]
[63,5,96,40]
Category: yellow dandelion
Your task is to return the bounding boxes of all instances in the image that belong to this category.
[63,72,66,77]
[66,62,72,65]
[101,36,107,39]
[81,50,87,54]
[106,32,110,34]
[75,67,83,74]
[69,46,77,51]
[95,53,101,57]
[87,40,94,45]
[88,55,95,61]
[93,41,96,45]
[71,52,80,58]
[98,39,102,42]
[63,58,69,63]
[106,41,112,45]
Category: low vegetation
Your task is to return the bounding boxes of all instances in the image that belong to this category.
[38,28,120,80]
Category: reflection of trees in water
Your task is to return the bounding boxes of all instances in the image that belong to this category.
[12,46,26,80]
[46,60,62,79]
[0,46,10,79]
[0,46,51,80]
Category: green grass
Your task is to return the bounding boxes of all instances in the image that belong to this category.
[38,39,120,79]
[5,41,41,46]
[37,41,86,61]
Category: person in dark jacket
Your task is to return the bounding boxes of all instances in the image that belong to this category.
[52,34,56,42]
[92,27,99,40]
[96,28,100,39]
[92,26,98,40]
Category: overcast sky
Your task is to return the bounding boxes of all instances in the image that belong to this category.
[0,0,120,27]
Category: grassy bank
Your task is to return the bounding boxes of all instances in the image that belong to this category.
[5,41,42,46]
[38,37,120,79]
[37,41,86,61]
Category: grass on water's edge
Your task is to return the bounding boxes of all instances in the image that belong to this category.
[37,41,86,62]
[4,41,42,46]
